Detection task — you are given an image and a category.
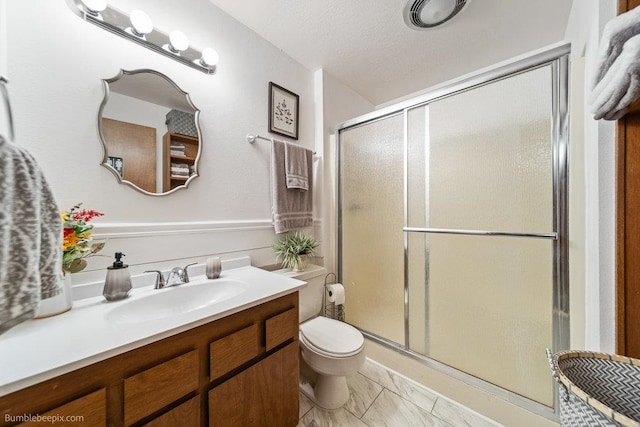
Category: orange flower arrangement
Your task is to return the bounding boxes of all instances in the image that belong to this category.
[62,204,105,273]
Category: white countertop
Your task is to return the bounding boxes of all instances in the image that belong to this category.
[0,265,306,397]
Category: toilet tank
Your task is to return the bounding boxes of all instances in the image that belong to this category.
[273,264,327,323]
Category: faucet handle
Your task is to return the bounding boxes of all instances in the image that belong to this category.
[183,263,198,283]
[144,270,166,289]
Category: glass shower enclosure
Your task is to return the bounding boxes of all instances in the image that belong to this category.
[337,44,569,417]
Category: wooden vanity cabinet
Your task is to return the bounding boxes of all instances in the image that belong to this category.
[0,292,299,427]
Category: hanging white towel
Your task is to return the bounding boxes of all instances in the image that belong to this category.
[284,143,310,191]
[0,135,63,334]
[590,5,640,120]
[271,140,313,234]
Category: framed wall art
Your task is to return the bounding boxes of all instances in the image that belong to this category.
[269,82,299,140]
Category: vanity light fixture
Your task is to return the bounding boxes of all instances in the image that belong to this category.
[404,0,471,29]
[65,0,218,74]
[126,10,153,39]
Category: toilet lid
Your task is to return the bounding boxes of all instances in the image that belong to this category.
[300,316,364,356]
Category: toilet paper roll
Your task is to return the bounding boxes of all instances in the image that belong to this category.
[326,283,345,305]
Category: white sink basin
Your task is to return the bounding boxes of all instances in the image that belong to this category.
[106,278,248,324]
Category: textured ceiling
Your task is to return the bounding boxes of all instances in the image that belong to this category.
[208,0,574,105]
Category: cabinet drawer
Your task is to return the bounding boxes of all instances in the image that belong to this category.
[265,307,298,351]
[124,350,199,425]
[142,396,200,427]
[17,388,106,427]
[210,323,260,380]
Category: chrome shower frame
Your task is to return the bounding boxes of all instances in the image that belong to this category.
[336,43,570,420]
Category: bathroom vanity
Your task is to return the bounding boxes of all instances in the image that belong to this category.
[0,266,304,427]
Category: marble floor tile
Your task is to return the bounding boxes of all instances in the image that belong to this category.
[300,391,314,420]
[361,389,450,427]
[359,359,439,413]
[432,397,503,427]
[345,372,384,418]
[358,359,398,390]
[299,406,369,427]
[298,359,501,427]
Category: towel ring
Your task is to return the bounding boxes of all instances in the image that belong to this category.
[0,76,15,142]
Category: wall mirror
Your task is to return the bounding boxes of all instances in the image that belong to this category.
[98,69,201,195]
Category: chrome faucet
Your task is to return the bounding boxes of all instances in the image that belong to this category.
[143,270,166,289]
[166,266,186,286]
[145,263,197,289]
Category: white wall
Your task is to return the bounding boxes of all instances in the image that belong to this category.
[564,0,617,353]
[4,0,317,286]
[0,0,8,138]
[0,0,5,76]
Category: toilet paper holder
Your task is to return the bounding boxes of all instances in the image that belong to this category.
[323,273,345,322]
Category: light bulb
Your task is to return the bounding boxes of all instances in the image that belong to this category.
[199,48,219,67]
[169,30,189,53]
[80,0,107,16]
[128,9,153,38]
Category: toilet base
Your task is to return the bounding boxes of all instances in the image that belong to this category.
[300,373,350,410]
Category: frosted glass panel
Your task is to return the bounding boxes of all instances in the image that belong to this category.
[408,233,554,406]
[341,115,405,344]
[407,106,429,230]
[408,66,553,233]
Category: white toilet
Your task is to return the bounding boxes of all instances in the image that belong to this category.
[287,265,366,410]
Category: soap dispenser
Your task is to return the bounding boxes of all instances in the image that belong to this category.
[103,252,132,301]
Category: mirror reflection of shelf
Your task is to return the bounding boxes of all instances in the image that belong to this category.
[164,132,199,191]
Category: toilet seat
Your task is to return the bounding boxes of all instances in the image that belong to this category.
[299,316,364,358]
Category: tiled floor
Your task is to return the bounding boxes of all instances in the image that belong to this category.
[297,359,503,427]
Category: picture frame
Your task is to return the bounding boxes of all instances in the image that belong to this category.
[107,156,124,177]
[269,82,299,140]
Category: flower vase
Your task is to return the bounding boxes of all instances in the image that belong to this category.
[293,255,309,272]
[34,273,73,318]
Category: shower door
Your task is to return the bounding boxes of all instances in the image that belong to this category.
[338,46,569,413]
[340,114,405,344]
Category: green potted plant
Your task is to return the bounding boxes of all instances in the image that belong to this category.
[274,231,318,272]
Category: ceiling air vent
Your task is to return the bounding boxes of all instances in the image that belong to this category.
[404,0,470,29]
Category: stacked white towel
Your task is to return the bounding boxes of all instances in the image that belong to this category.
[170,143,186,157]
[171,162,190,177]
[0,135,63,334]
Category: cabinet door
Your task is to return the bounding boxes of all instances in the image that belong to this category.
[142,396,200,427]
[208,342,299,427]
